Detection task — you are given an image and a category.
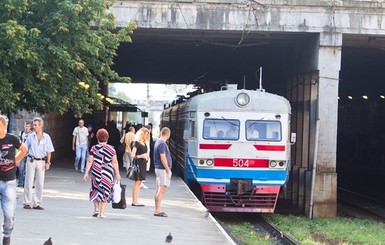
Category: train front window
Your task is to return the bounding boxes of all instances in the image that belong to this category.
[203,119,240,140]
[246,120,282,141]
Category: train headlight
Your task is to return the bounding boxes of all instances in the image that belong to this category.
[269,160,286,168]
[197,159,214,168]
[236,92,250,107]
[206,159,214,166]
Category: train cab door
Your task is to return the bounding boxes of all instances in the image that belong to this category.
[184,112,198,183]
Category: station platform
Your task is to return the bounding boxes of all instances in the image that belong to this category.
[12,163,236,245]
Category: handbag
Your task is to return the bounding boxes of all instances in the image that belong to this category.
[126,159,140,180]
[112,182,127,209]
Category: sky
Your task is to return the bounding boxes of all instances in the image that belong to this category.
[112,83,195,102]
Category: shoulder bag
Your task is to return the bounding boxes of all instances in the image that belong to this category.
[126,158,140,180]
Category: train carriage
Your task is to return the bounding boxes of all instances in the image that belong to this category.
[161,84,293,213]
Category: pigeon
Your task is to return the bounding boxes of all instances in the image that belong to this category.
[43,237,52,245]
[165,232,173,244]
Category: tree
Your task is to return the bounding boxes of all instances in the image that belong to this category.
[0,0,136,117]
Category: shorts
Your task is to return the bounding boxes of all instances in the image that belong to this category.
[123,152,132,168]
[155,169,171,187]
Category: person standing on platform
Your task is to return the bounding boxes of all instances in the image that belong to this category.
[72,119,89,172]
[23,117,55,211]
[122,126,135,173]
[17,121,32,187]
[153,127,172,217]
[141,125,153,189]
[147,123,155,168]
[86,124,95,158]
[130,127,150,207]
[0,115,28,245]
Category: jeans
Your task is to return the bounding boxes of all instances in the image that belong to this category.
[18,156,27,186]
[0,179,16,237]
[74,144,88,172]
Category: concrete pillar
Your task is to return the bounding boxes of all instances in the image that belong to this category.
[312,32,341,218]
[122,112,129,130]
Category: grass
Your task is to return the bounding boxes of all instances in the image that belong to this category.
[226,221,274,245]
[266,214,385,245]
[224,214,385,245]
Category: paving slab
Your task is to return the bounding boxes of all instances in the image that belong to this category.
[11,165,236,245]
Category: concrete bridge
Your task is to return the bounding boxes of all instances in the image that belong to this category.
[111,1,385,218]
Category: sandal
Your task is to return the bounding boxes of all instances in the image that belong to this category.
[92,211,99,217]
[154,212,168,217]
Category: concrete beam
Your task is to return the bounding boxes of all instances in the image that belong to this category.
[112,1,385,35]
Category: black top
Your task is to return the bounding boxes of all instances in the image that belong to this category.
[0,134,22,181]
[132,141,147,156]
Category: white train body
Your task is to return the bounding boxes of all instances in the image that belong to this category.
[161,85,292,212]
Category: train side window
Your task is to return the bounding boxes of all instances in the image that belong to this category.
[190,120,195,138]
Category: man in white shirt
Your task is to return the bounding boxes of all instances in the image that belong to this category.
[72,119,89,172]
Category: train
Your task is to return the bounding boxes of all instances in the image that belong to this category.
[160,84,294,213]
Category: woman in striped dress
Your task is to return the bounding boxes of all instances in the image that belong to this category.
[83,128,121,218]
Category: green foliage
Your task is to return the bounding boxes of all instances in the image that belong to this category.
[0,0,136,117]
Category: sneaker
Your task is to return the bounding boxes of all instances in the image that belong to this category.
[140,183,149,189]
[74,165,78,171]
[3,236,10,245]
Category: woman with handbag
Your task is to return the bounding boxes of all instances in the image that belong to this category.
[83,128,121,218]
[129,127,150,207]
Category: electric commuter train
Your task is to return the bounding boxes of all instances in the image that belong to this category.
[161,84,293,213]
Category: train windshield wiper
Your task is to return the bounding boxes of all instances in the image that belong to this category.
[221,116,238,127]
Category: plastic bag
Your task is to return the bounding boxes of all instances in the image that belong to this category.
[112,183,127,209]
[113,181,122,203]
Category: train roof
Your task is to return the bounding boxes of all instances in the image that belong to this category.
[186,88,291,114]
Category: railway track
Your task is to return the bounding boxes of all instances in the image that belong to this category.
[214,213,300,245]
[338,187,385,221]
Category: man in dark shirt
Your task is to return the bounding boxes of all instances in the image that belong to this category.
[17,121,32,187]
[0,115,28,245]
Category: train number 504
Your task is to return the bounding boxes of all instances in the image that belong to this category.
[233,159,249,167]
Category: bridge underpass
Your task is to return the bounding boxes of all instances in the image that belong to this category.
[112,18,385,217]
[338,35,385,203]
[114,29,315,91]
